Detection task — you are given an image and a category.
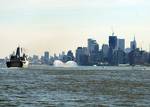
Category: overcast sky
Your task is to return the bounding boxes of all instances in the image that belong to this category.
[0,0,150,57]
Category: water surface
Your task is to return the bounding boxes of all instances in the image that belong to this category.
[0,65,150,107]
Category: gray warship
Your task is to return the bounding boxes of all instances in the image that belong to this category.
[6,47,29,68]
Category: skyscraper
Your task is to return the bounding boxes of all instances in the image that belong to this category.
[75,47,89,65]
[87,38,99,65]
[130,37,137,51]
[67,50,74,61]
[108,33,117,65]
[88,38,99,54]
[102,44,109,58]
[109,33,117,50]
[44,51,49,64]
[117,38,125,51]
[76,47,83,65]
[32,55,39,64]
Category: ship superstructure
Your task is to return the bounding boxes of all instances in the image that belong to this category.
[6,47,29,68]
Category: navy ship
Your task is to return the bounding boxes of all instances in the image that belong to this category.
[6,47,29,68]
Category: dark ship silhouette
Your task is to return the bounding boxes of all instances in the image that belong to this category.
[6,47,29,68]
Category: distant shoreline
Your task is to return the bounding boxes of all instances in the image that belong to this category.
[0,63,150,71]
[22,64,150,71]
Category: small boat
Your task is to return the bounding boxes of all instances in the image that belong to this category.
[6,47,29,68]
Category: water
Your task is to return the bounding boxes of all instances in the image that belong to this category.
[0,65,150,107]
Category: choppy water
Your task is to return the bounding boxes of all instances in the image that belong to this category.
[0,65,150,107]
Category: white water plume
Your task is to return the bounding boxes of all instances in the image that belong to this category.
[53,60,77,67]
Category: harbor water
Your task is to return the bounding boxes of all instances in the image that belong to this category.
[0,65,150,107]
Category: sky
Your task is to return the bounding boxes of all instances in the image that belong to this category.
[0,0,150,57]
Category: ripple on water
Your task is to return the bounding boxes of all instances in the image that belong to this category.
[0,66,150,107]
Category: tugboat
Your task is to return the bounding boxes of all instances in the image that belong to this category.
[6,47,29,68]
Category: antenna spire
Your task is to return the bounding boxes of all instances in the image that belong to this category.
[149,44,150,53]
[111,26,115,36]
[134,35,136,41]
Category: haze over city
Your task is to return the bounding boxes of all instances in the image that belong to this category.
[0,0,150,57]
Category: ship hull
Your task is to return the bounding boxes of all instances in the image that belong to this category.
[6,61,23,68]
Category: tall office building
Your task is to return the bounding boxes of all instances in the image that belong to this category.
[32,55,39,64]
[108,33,117,65]
[67,50,74,61]
[102,44,109,58]
[117,38,125,51]
[44,51,49,64]
[76,47,89,65]
[87,38,99,65]
[109,33,117,50]
[88,38,99,54]
[130,37,137,51]
[76,47,83,64]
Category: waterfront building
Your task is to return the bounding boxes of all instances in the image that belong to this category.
[87,38,99,65]
[117,38,125,51]
[109,49,126,66]
[108,33,117,65]
[117,49,126,64]
[109,33,117,50]
[49,56,54,65]
[88,39,99,53]
[76,47,89,65]
[76,47,82,64]
[32,55,40,64]
[128,48,149,65]
[57,50,75,63]
[67,50,74,61]
[58,51,65,61]
[44,51,49,64]
[62,55,68,63]
[40,56,44,64]
[102,44,109,59]
[0,58,5,64]
[54,53,58,60]
[130,37,137,51]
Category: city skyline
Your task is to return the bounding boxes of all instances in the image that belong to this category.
[29,36,150,66]
[6,35,146,59]
[3,32,150,58]
[0,0,150,57]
